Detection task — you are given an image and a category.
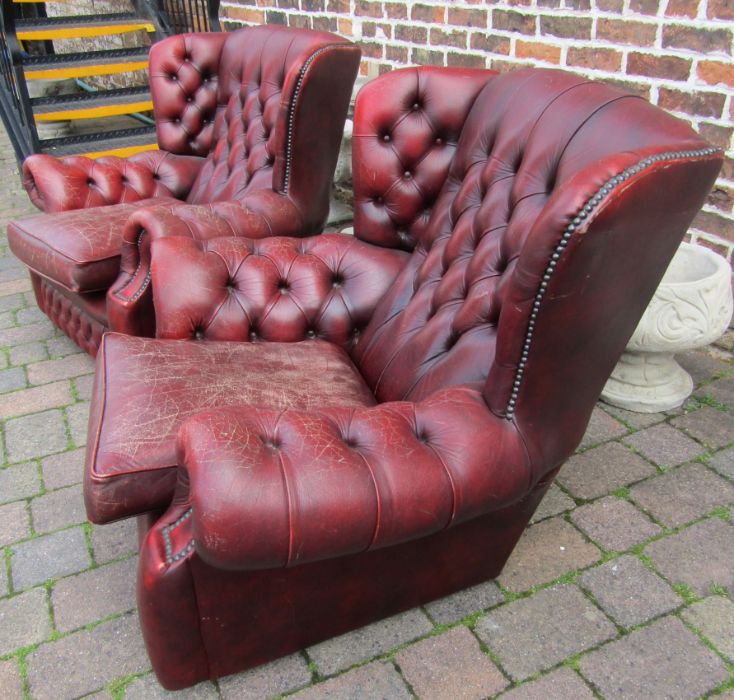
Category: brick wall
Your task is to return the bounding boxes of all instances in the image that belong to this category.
[220,0,734,271]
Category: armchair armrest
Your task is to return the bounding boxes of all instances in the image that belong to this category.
[22,150,205,213]
[177,386,532,570]
[105,191,319,336]
[150,233,409,347]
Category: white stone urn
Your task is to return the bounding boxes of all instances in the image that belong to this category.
[601,242,733,413]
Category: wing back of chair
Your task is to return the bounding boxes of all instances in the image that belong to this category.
[351,66,495,251]
[352,69,722,471]
[150,25,360,232]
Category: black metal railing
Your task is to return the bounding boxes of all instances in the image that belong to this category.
[157,0,221,33]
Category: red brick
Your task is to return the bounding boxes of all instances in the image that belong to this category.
[708,0,734,20]
[411,3,443,22]
[540,15,592,39]
[378,63,393,75]
[265,9,287,24]
[312,16,337,31]
[289,14,311,28]
[537,0,562,6]
[362,21,391,38]
[697,60,734,88]
[337,18,352,34]
[658,88,726,119]
[627,52,692,80]
[663,25,732,55]
[596,0,624,10]
[706,185,734,214]
[666,0,698,17]
[698,123,733,150]
[601,77,651,99]
[223,6,265,22]
[329,0,350,11]
[693,210,734,243]
[490,58,534,71]
[355,0,383,18]
[695,237,732,258]
[360,41,384,59]
[629,0,659,14]
[395,25,427,43]
[597,19,657,46]
[471,33,511,54]
[447,51,486,68]
[384,2,407,19]
[492,9,535,34]
[565,0,591,9]
[447,7,487,27]
[430,28,467,48]
[301,0,324,9]
[516,40,562,63]
[412,47,445,66]
[567,47,622,72]
[722,156,734,181]
[386,45,408,62]
[508,0,534,5]
[277,0,299,8]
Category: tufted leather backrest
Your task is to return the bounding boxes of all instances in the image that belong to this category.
[149,26,359,214]
[352,68,721,422]
[352,67,495,251]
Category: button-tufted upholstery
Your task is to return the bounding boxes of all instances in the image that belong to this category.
[83,66,722,689]
[8,25,360,354]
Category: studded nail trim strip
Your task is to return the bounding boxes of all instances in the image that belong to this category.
[505,146,720,420]
[162,508,194,565]
[283,44,342,193]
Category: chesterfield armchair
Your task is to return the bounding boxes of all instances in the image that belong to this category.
[7,25,360,353]
[83,66,722,689]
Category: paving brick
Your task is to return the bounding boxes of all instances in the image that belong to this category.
[125,673,219,699]
[710,446,734,479]
[27,354,95,385]
[578,406,627,449]
[0,320,56,347]
[0,367,26,394]
[0,587,52,655]
[571,496,661,551]
[41,448,85,490]
[91,518,138,564]
[0,380,73,420]
[0,462,41,504]
[499,667,595,700]
[52,557,137,633]
[476,585,616,681]
[425,581,503,624]
[46,335,84,359]
[646,518,734,596]
[74,373,95,401]
[4,409,68,462]
[219,653,311,699]
[0,293,25,312]
[629,463,734,527]
[308,608,433,675]
[0,658,24,700]
[64,402,89,447]
[678,351,731,386]
[396,626,507,700]
[15,307,45,325]
[0,558,8,597]
[11,527,91,589]
[579,616,729,699]
[0,501,30,547]
[530,483,575,523]
[290,661,410,700]
[31,484,86,534]
[578,555,680,627]
[671,406,734,449]
[558,442,656,499]
[704,377,734,410]
[26,612,149,700]
[681,595,734,662]
[0,278,31,297]
[0,311,14,329]
[497,517,601,592]
[9,341,47,366]
[623,423,705,468]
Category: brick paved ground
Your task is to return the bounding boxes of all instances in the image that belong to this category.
[0,124,733,700]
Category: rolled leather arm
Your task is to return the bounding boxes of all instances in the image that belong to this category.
[177,385,532,570]
[150,232,409,347]
[22,150,205,213]
[106,191,313,336]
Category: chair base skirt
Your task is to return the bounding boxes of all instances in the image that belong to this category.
[137,472,556,690]
[31,272,108,356]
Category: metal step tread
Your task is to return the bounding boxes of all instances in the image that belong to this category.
[32,86,151,111]
[22,46,149,69]
[16,13,153,30]
[40,125,157,157]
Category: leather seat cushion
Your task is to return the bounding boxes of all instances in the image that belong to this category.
[8,198,172,293]
[85,333,376,523]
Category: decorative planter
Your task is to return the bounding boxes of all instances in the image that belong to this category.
[602,242,733,413]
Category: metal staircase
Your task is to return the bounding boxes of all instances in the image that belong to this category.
[0,0,219,166]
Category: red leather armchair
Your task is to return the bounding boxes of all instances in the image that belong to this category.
[7,25,360,353]
[83,67,722,689]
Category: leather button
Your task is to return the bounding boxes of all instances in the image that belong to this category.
[382,134,391,142]
[404,171,412,179]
